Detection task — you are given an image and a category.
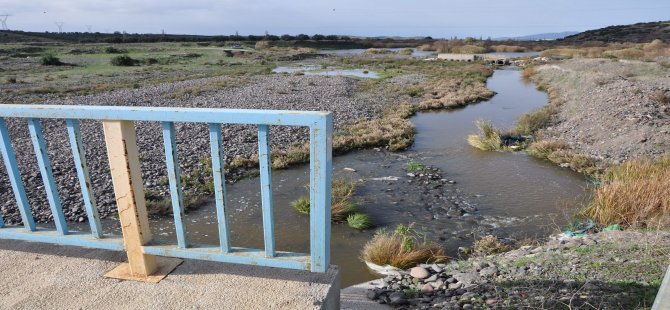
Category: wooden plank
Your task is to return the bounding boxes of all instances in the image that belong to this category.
[161,122,187,248]
[0,118,36,231]
[309,115,333,272]
[208,123,231,253]
[257,124,275,258]
[102,120,157,276]
[27,118,69,234]
[65,119,103,238]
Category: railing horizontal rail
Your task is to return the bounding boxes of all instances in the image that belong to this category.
[0,105,329,126]
[0,104,332,276]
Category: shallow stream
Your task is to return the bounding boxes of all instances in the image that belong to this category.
[94,68,588,286]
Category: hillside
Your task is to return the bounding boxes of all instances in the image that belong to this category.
[562,20,670,43]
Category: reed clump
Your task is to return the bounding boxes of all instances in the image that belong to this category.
[582,157,670,228]
[362,224,447,269]
[467,120,503,151]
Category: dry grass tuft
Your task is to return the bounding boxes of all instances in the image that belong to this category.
[491,45,527,53]
[473,235,513,256]
[467,120,503,151]
[362,224,447,269]
[334,104,416,152]
[582,157,670,228]
[418,78,495,110]
[546,150,599,175]
[526,140,568,159]
[521,66,536,80]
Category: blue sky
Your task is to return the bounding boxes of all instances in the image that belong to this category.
[1,0,668,38]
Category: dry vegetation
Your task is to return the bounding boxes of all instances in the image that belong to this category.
[291,178,364,225]
[583,157,670,228]
[362,224,447,269]
[540,39,670,61]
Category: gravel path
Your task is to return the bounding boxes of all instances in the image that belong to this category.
[534,59,670,164]
[0,74,384,224]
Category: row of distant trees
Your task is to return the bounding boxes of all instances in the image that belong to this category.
[2,30,389,43]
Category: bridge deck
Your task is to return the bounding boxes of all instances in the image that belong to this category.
[0,240,340,310]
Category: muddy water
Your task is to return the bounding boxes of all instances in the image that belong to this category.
[131,68,588,287]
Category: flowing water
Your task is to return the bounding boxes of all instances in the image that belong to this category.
[94,68,587,287]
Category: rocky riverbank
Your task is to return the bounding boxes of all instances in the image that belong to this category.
[531,58,670,165]
[0,74,379,223]
[364,230,670,309]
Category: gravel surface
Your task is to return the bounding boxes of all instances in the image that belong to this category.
[534,59,670,164]
[0,74,385,224]
[365,230,670,309]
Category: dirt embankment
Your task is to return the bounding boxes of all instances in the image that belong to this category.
[532,58,670,165]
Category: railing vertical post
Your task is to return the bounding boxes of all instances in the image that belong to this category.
[102,120,157,277]
[0,118,36,231]
[309,115,332,272]
[258,124,275,258]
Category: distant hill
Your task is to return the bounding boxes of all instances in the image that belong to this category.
[496,31,578,41]
[562,21,670,43]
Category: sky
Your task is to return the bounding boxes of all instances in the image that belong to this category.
[1,0,668,38]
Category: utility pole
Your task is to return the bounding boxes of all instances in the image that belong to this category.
[55,22,64,33]
[0,14,9,30]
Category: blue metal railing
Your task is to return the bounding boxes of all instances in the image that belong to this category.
[0,105,332,272]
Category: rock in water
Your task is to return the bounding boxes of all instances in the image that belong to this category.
[410,266,430,279]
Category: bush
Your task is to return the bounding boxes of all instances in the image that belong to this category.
[405,161,426,172]
[5,76,17,83]
[582,157,670,228]
[104,46,126,54]
[347,213,373,230]
[41,54,63,66]
[110,55,136,66]
[361,224,447,269]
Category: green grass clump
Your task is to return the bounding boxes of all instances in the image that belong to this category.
[41,54,63,66]
[467,120,503,151]
[110,55,137,66]
[347,213,373,230]
[361,223,447,269]
[405,161,426,172]
[291,178,363,224]
[291,196,310,215]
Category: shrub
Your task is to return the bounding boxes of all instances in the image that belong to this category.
[254,41,272,49]
[651,90,669,104]
[491,45,527,53]
[361,224,447,269]
[5,76,17,83]
[104,46,126,54]
[467,120,502,151]
[40,54,63,66]
[582,157,670,228]
[110,55,136,66]
[347,213,373,230]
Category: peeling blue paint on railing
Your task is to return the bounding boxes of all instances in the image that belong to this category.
[0,105,332,272]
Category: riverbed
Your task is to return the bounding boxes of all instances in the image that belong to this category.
[138,68,588,286]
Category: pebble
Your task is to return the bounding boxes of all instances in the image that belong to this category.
[410,266,430,279]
